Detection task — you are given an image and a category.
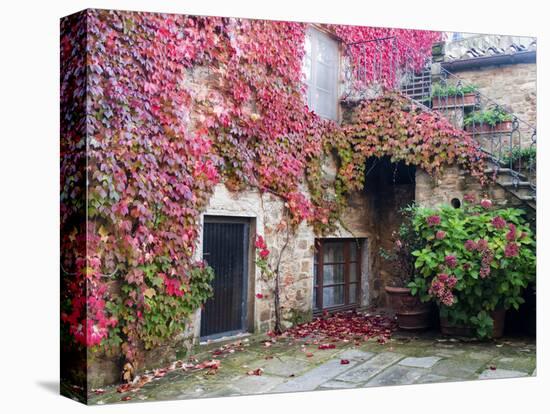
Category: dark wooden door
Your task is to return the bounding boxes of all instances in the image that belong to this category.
[200,218,249,339]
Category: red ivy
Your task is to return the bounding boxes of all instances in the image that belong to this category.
[60,10,462,362]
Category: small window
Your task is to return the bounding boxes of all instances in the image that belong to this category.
[303,28,340,120]
[314,239,362,312]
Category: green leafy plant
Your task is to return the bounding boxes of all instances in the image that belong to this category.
[502,146,536,166]
[431,83,478,97]
[408,197,536,338]
[464,106,513,127]
[380,204,425,286]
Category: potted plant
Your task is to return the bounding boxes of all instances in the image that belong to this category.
[408,196,536,339]
[464,107,513,134]
[502,146,536,171]
[431,83,478,109]
[381,205,433,330]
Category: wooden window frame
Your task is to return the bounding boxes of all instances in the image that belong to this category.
[314,238,362,314]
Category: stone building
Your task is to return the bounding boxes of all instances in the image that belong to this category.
[187,30,536,341]
[85,26,537,387]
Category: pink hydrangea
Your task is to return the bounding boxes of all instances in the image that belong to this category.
[445,255,458,268]
[479,248,494,279]
[441,291,455,306]
[447,276,458,288]
[504,242,519,258]
[464,239,476,251]
[480,199,492,209]
[476,239,489,251]
[506,223,517,241]
[491,216,506,229]
[464,193,475,203]
[429,273,456,306]
[435,230,446,240]
[426,215,441,226]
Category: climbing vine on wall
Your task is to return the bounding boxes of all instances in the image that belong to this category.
[61,9,483,364]
[306,92,487,234]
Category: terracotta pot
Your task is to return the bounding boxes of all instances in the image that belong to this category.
[385,286,433,330]
[464,120,512,135]
[440,317,474,337]
[491,309,506,339]
[440,309,506,338]
[432,93,477,109]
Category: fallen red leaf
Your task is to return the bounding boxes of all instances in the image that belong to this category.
[196,359,221,370]
[116,383,132,393]
[340,359,350,365]
[489,365,497,370]
[318,343,336,350]
[121,396,132,401]
[306,352,314,358]
[247,368,263,376]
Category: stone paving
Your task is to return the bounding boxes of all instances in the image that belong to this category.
[87,332,536,405]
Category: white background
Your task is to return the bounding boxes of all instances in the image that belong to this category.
[0,0,548,412]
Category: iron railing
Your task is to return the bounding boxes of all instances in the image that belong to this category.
[343,36,536,201]
[343,36,432,103]
[435,67,536,195]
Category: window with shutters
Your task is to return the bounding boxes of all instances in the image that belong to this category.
[303,27,340,121]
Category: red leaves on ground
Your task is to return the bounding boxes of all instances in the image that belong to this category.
[305,352,314,358]
[121,395,132,401]
[115,359,221,394]
[340,359,350,365]
[318,344,336,350]
[247,368,264,376]
[211,340,248,356]
[489,365,497,370]
[283,311,397,345]
[153,369,167,378]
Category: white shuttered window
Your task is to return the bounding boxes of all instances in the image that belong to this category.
[303,28,340,120]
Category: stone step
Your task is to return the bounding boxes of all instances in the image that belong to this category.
[498,181,533,188]
[484,167,528,182]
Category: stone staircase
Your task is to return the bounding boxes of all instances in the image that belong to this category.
[344,36,537,213]
[400,53,536,212]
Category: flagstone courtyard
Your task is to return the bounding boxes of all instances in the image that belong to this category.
[84,328,536,405]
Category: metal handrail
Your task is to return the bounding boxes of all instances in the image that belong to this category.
[343,36,536,198]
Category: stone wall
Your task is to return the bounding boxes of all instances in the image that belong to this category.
[197,182,381,334]
[450,63,536,140]
[415,166,525,211]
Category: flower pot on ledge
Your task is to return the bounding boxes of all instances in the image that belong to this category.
[385,286,433,330]
[464,120,512,135]
[440,309,505,338]
[432,93,477,109]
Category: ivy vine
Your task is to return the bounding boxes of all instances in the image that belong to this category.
[61,10,484,366]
